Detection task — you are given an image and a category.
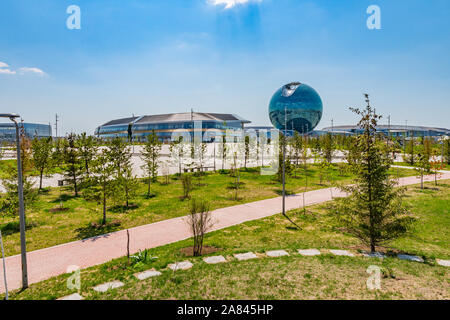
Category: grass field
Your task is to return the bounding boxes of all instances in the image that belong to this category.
[0,165,415,256]
[6,180,449,300]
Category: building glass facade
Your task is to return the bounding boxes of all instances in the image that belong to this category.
[0,122,52,143]
[95,113,250,142]
[269,82,323,134]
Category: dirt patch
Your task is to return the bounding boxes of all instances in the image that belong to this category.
[179,246,221,257]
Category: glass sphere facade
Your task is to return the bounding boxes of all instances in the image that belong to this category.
[268,82,323,134]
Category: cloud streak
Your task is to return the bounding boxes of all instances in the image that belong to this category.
[0,61,46,76]
[19,67,46,76]
[209,0,262,10]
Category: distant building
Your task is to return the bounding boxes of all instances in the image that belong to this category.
[321,125,450,138]
[0,122,52,143]
[95,112,251,142]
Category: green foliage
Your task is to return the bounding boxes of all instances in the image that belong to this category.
[77,132,98,176]
[414,146,432,189]
[87,147,117,225]
[181,173,193,199]
[333,96,414,252]
[131,249,157,268]
[141,131,162,197]
[320,133,335,164]
[31,137,54,189]
[62,133,83,196]
[0,164,37,216]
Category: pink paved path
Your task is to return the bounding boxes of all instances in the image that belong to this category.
[1,173,449,292]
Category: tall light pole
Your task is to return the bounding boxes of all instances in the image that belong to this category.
[0,113,28,289]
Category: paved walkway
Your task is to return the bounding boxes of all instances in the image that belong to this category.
[1,172,449,292]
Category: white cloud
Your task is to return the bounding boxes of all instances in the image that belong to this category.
[0,68,16,75]
[0,62,46,76]
[18,67,46,76]
[209,0,262,10]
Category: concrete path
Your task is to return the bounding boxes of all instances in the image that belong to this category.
[0,172,449,292]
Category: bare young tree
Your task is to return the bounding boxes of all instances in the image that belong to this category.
[186,199,214,256]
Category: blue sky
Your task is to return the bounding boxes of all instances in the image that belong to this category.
[1,0,449,134]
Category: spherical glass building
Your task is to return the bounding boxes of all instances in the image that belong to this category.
[268,82,323,134]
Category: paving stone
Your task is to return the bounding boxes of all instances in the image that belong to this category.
[437,259,450,267]
[134,270,162,280]
[168,261,193,271]
[330,249,355,257]
[266,250,289,257]
[298,249,321,256]
[93,280,124,293]
[203,255,227,264]
[397,254,424,263]
[363,252,386,259]
[57,293,83,300]
[234,252,258,261]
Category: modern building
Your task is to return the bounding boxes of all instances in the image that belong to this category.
[321,125,450,138]
[269,82,323,134]
[95,112,251,142]
[0,122,52,143]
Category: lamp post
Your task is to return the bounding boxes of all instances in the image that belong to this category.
[282,106,287,216]
[0,113,28,289]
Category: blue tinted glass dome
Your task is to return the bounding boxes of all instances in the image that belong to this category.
[269,82,323,134]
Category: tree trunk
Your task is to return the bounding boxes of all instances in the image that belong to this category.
[421,173,423,190]
[73,171,78,196]
[39,171,43,190]
[102,188,107,225]
[147,174,151,197]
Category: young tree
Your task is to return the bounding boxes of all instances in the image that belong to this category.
[78,132,98,176]
[0,165,37,216]
[62,133,83,196]
[169,136,186,175]
[333,95,414,253]
[52,138,64,169]
[140,130,162,198]
[445,139,450,165]
[108,136,131,179]
[244,135,250,169]
[405,138,416,165]
[181,173,193,199]
[291,132,303,178]
[218,135,227,170]
[31,137,53,190]
[186,198,214,256]
[118,166,139,209]
[89,148,117,225]
[321,133,335,164]
[414,147,431,190]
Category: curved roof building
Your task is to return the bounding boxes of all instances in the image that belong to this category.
[321,125,450,137]
[95,112,251,142]
[0,122,52,143]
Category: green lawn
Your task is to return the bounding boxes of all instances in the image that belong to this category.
[0,165,415,256]
[6,180,449,300]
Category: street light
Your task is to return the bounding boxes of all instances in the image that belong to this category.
[0,113,28,289]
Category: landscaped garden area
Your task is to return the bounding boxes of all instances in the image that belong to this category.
[4,180,449,300]
[0,164,417,256]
